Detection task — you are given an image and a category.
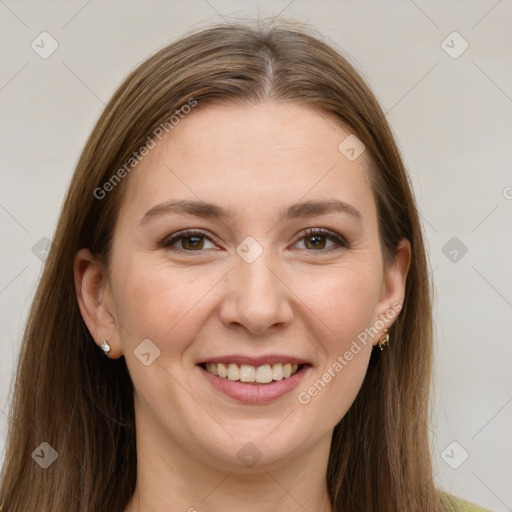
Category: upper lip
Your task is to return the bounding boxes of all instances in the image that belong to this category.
[197,354,311,366]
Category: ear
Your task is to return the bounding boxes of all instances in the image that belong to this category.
[73,248,123,358]
[372,238,411,346]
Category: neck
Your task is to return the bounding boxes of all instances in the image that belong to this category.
[124,413,333,512]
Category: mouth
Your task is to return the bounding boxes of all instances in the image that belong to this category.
[199,362,305,385]
[196,357,312,404]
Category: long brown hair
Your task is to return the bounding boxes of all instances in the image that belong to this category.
[0,20,440,511]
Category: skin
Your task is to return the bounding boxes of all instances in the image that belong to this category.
[74,101,410,512]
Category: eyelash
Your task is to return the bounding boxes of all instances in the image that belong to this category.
[160,228,349,254]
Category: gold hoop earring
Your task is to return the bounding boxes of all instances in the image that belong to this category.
[378,329,389,351]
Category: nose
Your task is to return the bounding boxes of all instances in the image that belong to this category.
[219,249,294,335]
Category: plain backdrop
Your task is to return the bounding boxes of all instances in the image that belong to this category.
[1,1,511,510]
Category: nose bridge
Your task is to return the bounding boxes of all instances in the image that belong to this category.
[238,248,277,296]
[221,237,293,333]
[235,234,276,289]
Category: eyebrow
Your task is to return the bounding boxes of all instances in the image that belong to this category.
[140,198,362,225]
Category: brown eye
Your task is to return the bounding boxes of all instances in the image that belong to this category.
[303,233,329,250]
[179,235,205,250]
[294,228,348,252]
[162,230,217,251]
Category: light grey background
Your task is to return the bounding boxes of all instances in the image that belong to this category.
[1,1,511,510]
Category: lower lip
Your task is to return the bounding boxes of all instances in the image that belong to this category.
[198,364,311,404]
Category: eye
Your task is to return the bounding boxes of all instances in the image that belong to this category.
[292,228,349,253]
[161,230,218,252]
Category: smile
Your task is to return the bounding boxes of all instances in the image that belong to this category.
[197,358,312,404]
[202,362,302,384]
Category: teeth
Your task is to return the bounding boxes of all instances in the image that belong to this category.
[240,364,256,382]
[255,364,273,383]
[272,363,284,380]
[218,363,227,378]
[227,363,240,381]
[204,362,302,383]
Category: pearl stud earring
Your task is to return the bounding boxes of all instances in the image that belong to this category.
[100,340,111,355]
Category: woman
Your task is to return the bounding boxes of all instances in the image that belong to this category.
[0,20,491,512]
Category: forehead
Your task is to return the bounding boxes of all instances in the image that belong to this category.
[119,101,376,225]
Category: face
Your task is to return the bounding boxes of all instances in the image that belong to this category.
[76,101,409,472]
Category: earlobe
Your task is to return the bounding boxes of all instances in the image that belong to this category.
[73,248,122,358]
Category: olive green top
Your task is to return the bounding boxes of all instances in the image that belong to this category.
[441,491,492,511]
[0,491,493,511]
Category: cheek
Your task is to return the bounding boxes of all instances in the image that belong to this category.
[313,348,372,426]
[299,269,378,421]
[305,263,383,346]
[295,264,380,416]
[311,267,380,416]
[111,258,217,351]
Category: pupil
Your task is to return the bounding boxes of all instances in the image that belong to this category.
[185,236,202,249]
[307,235,325,249]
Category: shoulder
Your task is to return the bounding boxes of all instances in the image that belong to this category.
[440,491,492,512]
